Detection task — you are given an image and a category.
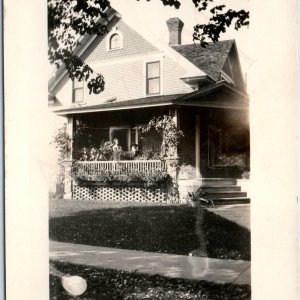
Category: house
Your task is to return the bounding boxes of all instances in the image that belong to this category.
[49,7,250,204]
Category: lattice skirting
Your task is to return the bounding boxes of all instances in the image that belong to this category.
[72,184,172,203]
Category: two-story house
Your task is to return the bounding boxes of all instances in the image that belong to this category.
[49,7,250,204]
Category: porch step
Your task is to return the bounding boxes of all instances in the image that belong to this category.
[201,186,241,192]
[190,178,250,205]
[205,191,247,199]
[211,197,250,205]
[201,178,237,186]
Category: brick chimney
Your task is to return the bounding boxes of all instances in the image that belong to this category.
[166,17,184,46]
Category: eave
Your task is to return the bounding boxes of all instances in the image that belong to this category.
[54,82,248,116]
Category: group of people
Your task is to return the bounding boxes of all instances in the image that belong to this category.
[79,138,140,161]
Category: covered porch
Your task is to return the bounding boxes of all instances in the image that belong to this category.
[56,82,250,202]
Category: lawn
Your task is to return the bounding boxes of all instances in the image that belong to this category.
[50,261,251,300]
[49,199,250,261]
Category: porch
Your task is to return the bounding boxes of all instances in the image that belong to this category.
[56,83,250,202]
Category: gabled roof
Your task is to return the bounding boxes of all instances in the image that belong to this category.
[172,40,235,81]
[49,9,210,94]
[54,82,248,115]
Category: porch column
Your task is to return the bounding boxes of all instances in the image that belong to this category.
[63,160,73,199]
[169,107,180,129]
[67,115,74,159]
[195,114,201,178]
[64,115,74,199]
[169,107,180,158]
[166,158,179,203]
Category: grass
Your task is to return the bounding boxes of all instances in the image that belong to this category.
[49,198,250,261]
[49,196,171,218]
[50,261,251,300]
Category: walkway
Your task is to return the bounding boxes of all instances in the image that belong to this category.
[50,241,250,285]
[207,204,250,230]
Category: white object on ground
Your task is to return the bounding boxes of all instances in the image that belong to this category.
[61,275,88,296]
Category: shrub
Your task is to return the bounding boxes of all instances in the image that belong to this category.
[77,168,172,187]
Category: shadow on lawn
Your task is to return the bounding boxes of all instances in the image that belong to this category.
[49,206,250,261]
[50,261,251,300]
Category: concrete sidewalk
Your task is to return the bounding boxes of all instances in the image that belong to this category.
[50,241,250,285]
[207,204,250,230]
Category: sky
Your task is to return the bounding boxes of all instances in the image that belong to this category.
[110,0,251,73]
[48,0,251,80]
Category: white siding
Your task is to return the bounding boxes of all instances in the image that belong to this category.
[87,59,145,104]
[163,56,194,95]
[56,80,73,106]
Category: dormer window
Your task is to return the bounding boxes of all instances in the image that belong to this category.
[107,27,123,51]
[72,79,84,103]
[146,61,160,95]
[110,33,120,50]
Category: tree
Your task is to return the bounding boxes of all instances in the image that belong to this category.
[48,0,249,95]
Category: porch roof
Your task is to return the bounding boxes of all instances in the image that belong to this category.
[54,82,248,116]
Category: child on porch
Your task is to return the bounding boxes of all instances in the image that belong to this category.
[80,147,88,161]
[89,147,98,161]
[130,143,139,158]
[112,138,122,161]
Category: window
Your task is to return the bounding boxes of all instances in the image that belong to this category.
[109,33,120,50]
[146,61,160,95]
[73,79,84,103]
[106,28,123,51]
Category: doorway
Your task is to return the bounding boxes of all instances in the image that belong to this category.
[109,126,131,151]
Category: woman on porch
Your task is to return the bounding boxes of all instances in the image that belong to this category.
[112,138,122,161]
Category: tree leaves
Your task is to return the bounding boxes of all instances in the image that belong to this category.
[193,8,249,47]
[48,0,249,94]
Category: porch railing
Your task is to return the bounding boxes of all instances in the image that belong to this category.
[76,160,167,176]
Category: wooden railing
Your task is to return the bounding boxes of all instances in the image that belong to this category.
[76,160,167,176]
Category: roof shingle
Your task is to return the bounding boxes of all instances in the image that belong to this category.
[172,40,234,81]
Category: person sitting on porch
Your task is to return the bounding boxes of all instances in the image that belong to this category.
[80,147,88,161]
[130,143,140,158]
[112,138,122,161]
[89,147,98,161]
[97,148,106,161]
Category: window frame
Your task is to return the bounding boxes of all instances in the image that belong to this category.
[146,61,161,96]
[72,79,85,104]
[106,27,123,52]
[109,33,121,50]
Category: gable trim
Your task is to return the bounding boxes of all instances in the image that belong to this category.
[49,8,119,93]
[231,42,246,90]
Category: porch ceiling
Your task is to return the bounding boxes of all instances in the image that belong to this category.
[54,82,248,116]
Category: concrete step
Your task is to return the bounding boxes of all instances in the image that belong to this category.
[205,191,247,199]
[210,197,250,205]
[201,178,237,186]
[201,186,241,192]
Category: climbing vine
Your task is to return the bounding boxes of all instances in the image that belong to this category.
[139,115,184,156]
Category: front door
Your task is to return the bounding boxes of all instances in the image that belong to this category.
[109,127,131,151]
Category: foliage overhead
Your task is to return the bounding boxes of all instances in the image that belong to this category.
[48,0,249,94]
